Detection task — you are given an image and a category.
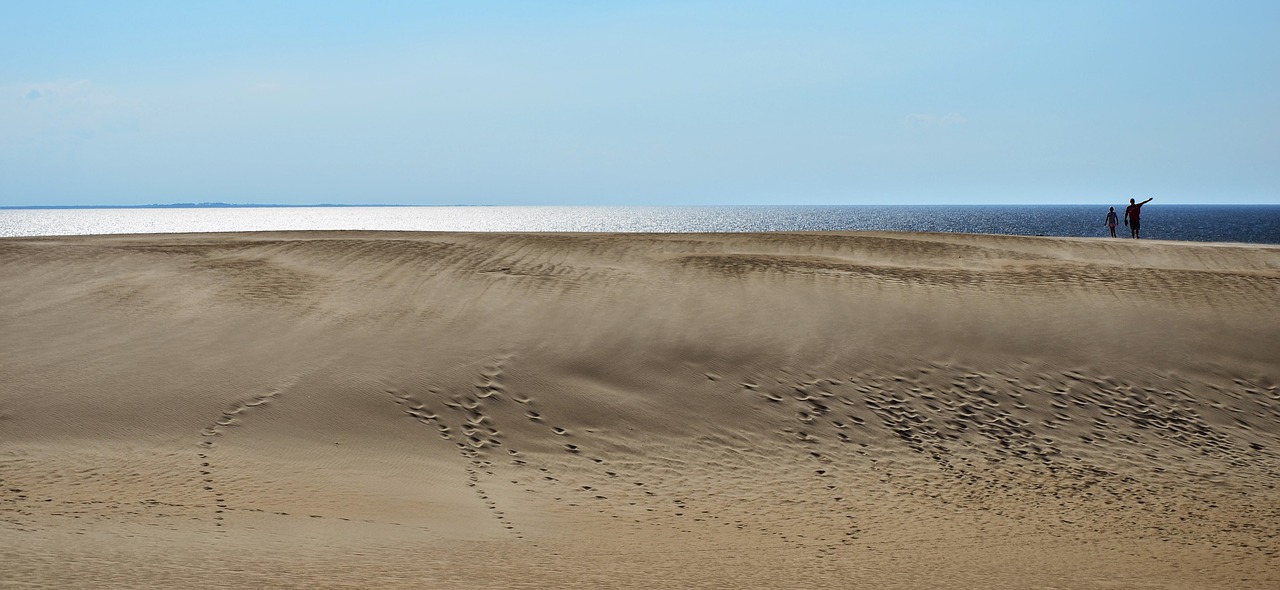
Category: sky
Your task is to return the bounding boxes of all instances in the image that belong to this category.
[2,1,1277,206]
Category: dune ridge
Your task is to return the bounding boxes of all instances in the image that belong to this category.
[2,231,1278,589]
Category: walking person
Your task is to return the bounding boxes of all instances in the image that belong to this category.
[1105,206,1119,238]
[1124,197,1153,238]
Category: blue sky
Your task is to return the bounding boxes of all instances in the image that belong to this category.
[2,1,1277,206]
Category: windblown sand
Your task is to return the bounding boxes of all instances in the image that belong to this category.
[2,231,1278,589]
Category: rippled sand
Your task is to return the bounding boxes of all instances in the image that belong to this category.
[2,232,1278,589]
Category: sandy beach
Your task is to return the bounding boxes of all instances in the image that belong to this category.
[1,231,1278,589]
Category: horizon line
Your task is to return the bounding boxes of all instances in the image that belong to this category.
[4,202,1280,210]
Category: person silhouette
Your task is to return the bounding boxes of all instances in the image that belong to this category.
[1105,206,1119,238]
[1124,197,1153,238]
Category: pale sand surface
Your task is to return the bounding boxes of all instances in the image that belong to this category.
[2,231,1278,589]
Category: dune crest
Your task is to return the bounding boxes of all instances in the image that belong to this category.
[2,232,1278,589]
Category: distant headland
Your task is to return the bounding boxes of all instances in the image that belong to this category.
[0,203,408,210]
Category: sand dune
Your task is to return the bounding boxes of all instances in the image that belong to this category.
[2,231,1278,589]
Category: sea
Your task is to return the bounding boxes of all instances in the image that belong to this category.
[2,205,1279,245]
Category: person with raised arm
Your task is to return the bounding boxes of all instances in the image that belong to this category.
[1124,197,1153,239]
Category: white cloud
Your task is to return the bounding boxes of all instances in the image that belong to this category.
[2,80,139,147]
[17,79,95,103]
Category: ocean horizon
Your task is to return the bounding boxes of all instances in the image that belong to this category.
[2,204,1279,245]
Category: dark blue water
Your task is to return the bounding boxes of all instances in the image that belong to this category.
[781,205,1280,244]
[2,205,1278,244]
